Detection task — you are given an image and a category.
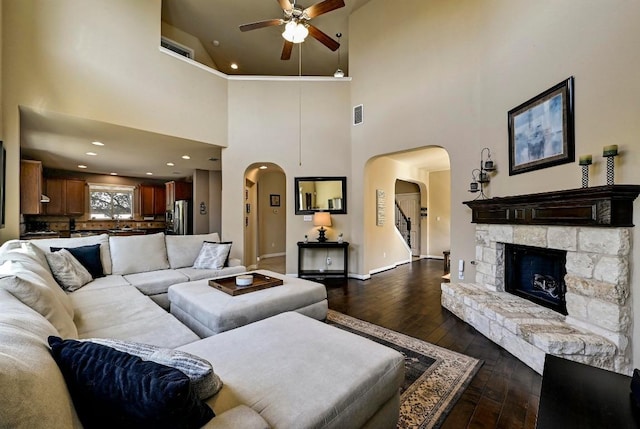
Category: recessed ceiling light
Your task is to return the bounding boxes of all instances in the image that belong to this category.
[212,40,220,47]
[166,162,175,166]
[146,172,153,175]
[92,141,104,146]
[230,63,239,70]
[86,152,97,156]
[208,157,219,162]
[78,165,88,169]
[181,155,191,160]
[259,165,268,170]
[110,172,118,176]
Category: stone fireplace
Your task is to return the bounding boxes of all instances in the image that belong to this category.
[442,185,640,374]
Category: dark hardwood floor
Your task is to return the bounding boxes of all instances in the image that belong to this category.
[324,258,542,429]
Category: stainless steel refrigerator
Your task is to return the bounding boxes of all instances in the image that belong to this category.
[172,200,192,235]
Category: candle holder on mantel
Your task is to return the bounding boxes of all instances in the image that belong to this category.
[578,154,592,188]
[603,145,619,185]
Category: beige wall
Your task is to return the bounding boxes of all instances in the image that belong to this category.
[225,79,351,275]
[350,0,640,365]
[193,169,209,234]
[258,171,286,257]
[208,170,222,236]
[1,0,228,242]
[427,170,450,258]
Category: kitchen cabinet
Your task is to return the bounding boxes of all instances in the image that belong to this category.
[20,160,43,215]
[165,181,192,211]
[139,185,165,216]
[44,178,86,216]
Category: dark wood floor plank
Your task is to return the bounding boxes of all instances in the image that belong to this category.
[325,258,542,429]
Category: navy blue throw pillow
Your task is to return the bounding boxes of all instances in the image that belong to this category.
[48,336,214,429]
[50,244,104,278]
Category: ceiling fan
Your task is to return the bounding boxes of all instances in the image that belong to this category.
[239,0,345,60]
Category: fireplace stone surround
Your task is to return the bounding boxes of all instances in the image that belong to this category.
[442,186,640,375]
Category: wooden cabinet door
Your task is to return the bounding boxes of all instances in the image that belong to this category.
[174,181,192,201]
[20,160,43,214]
[65,180,86,215]
[153,186,165,215]
[44,178,65,215]
[139,185,155,216]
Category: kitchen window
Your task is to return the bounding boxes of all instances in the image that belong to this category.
[89,184,134,220]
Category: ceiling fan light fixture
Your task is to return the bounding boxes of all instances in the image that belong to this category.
[282,20,308,43]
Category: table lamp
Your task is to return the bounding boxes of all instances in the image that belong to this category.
[313,212,332,242]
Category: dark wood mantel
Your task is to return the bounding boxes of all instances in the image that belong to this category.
[464,185,640,227]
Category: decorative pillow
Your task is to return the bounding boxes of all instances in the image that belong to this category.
[50,243,104,278]
[48,336,215,429]
[85,338,222,399]
[45,249,93,292]
[193,242,232,270]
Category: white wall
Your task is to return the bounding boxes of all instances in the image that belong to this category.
[349,0,640,367]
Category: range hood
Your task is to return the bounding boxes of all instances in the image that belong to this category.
[40,194,50,203]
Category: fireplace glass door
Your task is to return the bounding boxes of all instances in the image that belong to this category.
[504,244,567,315]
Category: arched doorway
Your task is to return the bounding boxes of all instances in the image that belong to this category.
[243,163,286,272]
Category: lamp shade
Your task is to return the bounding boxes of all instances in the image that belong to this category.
[313,212,332,227]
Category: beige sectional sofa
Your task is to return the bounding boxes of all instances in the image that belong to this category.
[0,233,404,428]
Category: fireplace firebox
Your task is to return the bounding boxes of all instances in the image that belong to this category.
[504,244,567,315]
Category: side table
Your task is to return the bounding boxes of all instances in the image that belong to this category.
[297,241,349,280]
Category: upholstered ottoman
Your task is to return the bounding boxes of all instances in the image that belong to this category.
[168,270,328,337]
[179,312,404,429]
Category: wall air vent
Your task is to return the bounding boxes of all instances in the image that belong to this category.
[353,104,363,126]
[160,36,194,59]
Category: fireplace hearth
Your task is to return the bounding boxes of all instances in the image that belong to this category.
[504,244,567,315]
[441,185,640,374]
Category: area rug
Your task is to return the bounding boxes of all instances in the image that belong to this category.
[326,310,483,429]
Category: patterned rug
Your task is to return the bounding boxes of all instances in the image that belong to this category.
[326,310,483,429]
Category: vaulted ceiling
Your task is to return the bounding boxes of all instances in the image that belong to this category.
[161,0,373,76]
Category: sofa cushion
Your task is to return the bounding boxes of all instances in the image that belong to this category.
[177,265,247,282]
[110,232,170,275]
[166,233,221,269]
[85,338,223,399]
[50,243,104,278]
[0,260,78,339]
[49,336,215,429]
[29,234,113,275]
[178,312,404,429]
[193,242,232,270]
[71,284,200,348]
[0,289,80,428]
[45,249,93,292]
[124,269,189,296]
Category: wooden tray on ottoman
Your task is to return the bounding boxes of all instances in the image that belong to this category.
[208,273,284,296]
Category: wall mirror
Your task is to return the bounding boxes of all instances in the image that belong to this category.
[295,177,347,215]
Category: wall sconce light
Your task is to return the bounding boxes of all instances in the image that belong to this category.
[313,211,332,242]
[468,147,496,199]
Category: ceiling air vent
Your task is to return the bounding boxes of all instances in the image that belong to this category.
[353,104,363,126]
[161,36,195,59]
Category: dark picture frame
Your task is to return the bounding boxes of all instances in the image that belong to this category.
[270,194,280,207]
[508,77,575,175]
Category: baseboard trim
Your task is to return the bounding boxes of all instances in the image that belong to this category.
[259,252,286,259]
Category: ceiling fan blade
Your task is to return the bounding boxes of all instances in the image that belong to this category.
[239,19,284,32]
[307,25,340,51]
[303,0,345,19]
[277,0,294,13]
[281,40,293,60]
